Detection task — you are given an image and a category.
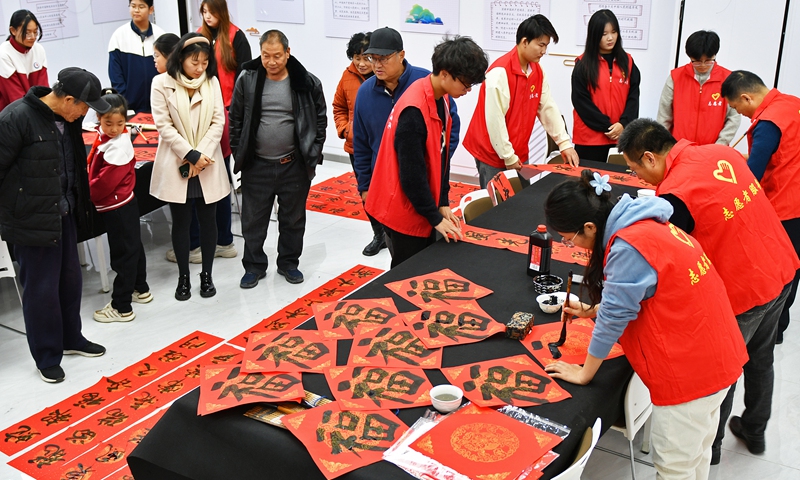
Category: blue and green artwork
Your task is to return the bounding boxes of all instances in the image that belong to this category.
[405,4,444,25]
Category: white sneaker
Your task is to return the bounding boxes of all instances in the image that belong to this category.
[165,249,176,263]
[215,243,238,258]
[132,290,153,304]
[188,247,202,264]
[93,303,135,323]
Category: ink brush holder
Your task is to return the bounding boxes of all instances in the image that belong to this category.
[532,274,563,294]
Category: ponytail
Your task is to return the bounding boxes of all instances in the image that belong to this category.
[544,169,617,305]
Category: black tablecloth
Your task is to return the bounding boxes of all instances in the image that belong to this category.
[129,162,636,480]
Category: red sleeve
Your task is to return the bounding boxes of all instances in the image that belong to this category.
[0,72,29,108]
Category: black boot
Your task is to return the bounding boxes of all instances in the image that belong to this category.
[175,274,191,301]
[362,234,387,256]
[200,271,216,298]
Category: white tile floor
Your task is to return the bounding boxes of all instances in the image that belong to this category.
[0,159,798,479]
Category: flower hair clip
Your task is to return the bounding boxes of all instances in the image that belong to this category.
[589,172,612,196]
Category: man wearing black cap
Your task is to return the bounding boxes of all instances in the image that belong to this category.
[352,26,460,257]
[0,67,110,383]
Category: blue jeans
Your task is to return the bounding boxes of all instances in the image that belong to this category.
[240,157,310,275]
[714,282,791,448]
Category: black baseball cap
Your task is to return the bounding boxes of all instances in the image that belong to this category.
[364,27,403,56]
[56,67,111,113]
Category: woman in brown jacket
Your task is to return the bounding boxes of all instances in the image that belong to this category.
[332,32,373,164]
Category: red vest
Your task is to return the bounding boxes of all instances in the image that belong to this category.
[670,63,731,145]
[199,23,239,107]
[657,140,799,315]
[746,89,800,220]
[463,48,542,168]
[572,53,632,146]
[365,76,451,237]
[606,220,747,406]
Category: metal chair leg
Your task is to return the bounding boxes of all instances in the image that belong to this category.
[629,440,636,480]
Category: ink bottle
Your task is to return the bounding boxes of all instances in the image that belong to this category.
[527,225,552,277]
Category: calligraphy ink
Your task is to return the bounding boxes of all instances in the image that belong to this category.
[527,225,552,277]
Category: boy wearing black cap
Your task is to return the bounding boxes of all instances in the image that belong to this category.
[351,26,460,257]
[0,67,110,383]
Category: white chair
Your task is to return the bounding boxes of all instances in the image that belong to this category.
[458,189,493,224]
[610,372,653,479]
[552,417,602,480]
[0,235,26,335]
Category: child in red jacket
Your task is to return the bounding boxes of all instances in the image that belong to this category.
[89,93,152,322]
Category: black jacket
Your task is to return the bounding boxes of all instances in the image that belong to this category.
[0,87,93,246]
[229,56,327,178]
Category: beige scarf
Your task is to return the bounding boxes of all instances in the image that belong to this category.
[174,72,214,148]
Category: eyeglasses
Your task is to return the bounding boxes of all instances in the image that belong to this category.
[457,77,475,90]
[562,231,580,248]
[367,52,397,65]
[23,30,38,39]
[129,3,150,11]
[691,59,716,67]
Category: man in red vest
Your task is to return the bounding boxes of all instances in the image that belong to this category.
[657,31,740,145]
[463,15,579,188]
[366,37,488,268]
[618,118,799,464]
[722,70,800,346]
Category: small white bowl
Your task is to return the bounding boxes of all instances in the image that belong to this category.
[430,384,463,413]
[637,188,655,198]
[536,293,579,314]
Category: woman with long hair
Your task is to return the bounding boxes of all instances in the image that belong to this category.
[149,33,230,301]
[0,10,47,111]
[571,9,640,162]
[198,0,251,107]
[543,170,746,478]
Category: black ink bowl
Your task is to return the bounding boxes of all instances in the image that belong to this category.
[532,274,563,295]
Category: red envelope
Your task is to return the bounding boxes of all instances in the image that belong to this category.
[349,324,442,369]
[198,365,304,415]
[282,405,408,480]
[441,355,572,408]
[325,366,433,411]
[242,330,336,373]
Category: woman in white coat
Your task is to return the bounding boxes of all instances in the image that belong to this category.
[150,33,229,301]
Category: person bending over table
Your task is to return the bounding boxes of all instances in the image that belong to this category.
[542,170,747,480]
[365,36,488,268]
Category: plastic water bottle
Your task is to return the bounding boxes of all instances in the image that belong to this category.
[528,225,552,277]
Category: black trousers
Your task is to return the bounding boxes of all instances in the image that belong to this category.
[241,157,310,275]
[384,226,436,269]
[574,144,615,163]
[779,217,800,338]
[170,198,216,277]
[14,214,88,369]
[349,154,385,240]
[101,198,149,313]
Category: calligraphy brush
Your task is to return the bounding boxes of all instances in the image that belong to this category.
[548,270,573,358]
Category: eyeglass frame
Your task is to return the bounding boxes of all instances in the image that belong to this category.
[366,52,398,65]
[129,2,151,11]
[456,76,475,90]
[562,230,580,248]
[690,58,716,67]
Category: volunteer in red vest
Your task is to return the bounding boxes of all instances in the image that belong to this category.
[543,170,747,480]
[722,70,800,345]
[464,15,579,189]
[618,118,798,464]
[571,9,639,163]
[366,36,488,268]
[0,10,48,111]
[657,30,740,145]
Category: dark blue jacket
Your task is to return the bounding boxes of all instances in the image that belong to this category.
[108,21,164,113]
[352,60,459,192]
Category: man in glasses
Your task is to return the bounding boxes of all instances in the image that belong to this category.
[618,118,798,465]
[351,27,460,257]
[657,30,740,145]
[464,14,579,189]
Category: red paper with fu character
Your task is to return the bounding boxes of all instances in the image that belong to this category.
[401,300,505,348]
[313,298,403,339]
[242,330,336,373]
[410,403,563,480]
[198,365,304,415]
[325,366,434,411]
[282,405,408,480]
[349,324,442,369]
[385,268,493,308]
[522,320,624,367]
[441,355,572,408]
